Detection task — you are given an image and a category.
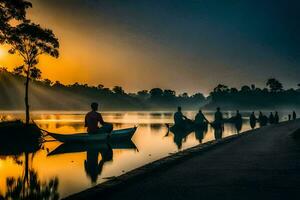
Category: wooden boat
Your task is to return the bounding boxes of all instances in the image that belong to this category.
[48,127,137,143]
[48,140,137,156]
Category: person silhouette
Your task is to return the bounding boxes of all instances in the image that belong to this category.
[269,112,275,124]
[85,102,113,134]
[293,111,297,120]
[194,109,209,128]
[213,107,223,129]
[174,106,188,128]
[274,111,279,124]
[250,112,256,129]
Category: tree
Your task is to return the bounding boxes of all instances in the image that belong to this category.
[230,87,238,93]
[150,88,163,99]
[13,65,42,80]
[0,0,32,42]
[137,90,149,99]
[240,85,251,92]
[266,78,283,92]
[5,21,59,124]
[213,84,229,93]
[112,86,125,95]
[43,78,52,86]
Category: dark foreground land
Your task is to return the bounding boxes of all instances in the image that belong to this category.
[66,119,300,200]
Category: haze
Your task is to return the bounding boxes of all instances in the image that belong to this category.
[0,0,299,94]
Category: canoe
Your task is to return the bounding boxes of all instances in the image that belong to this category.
[48,140,137,156]
[48,127,137,143]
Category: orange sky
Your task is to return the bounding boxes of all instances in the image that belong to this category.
[1,0,299,94]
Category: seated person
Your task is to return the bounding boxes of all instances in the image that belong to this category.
[174,106,188,127]
[85,102,113,134]
[195,109,208,125]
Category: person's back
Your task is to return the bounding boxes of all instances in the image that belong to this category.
[174,111,184,125]
[215,110,223,122]
[269,112,275,124]
[293,111,297,120]
[85,110,103,133]
[250,112,256,129]
[195,110,205,124]
[85,102,113,134]
[274,112,279,124]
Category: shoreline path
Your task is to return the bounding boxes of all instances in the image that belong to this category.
[66,119,300,200]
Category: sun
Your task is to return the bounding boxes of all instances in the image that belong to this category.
[0,47,5,58]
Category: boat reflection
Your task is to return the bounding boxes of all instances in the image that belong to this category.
[48,141,137,184]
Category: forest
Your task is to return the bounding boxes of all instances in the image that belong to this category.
[0,68,206,111]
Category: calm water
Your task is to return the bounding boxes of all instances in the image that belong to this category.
[0,110,289,199]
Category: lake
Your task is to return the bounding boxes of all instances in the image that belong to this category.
[0,110,289,199]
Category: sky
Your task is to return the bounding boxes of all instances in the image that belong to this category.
[0,0,299,95]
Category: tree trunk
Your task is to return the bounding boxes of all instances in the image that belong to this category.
[25,66,30,125]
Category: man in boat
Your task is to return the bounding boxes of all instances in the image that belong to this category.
[85,102,113,134]
[194,109,209,127]
[174,106,189,128]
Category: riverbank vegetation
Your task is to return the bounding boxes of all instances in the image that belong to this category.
[1,68,300,111]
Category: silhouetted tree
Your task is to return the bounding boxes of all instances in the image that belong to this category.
[112,86,125,95]
[230,87,238,93]
[241,85,251,92]
[251,84,256,91]
[213,84,229,93]
[5,21,59,124]
[150,88,163,99]
[13,65,42,80]
[43,79,52,86]
[0,0,32,42]
[97,84,104,90]
[137,90,149,99]
[180,93,189,98]
[266,78,283,92]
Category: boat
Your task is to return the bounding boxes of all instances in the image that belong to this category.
[47,127,137,143]
[48,140,137,156]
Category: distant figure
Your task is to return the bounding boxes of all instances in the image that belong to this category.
[274,111,279,124]
[213,107,223,129]
[235,110,242,122]
[250,112,256,129]
[293,111,297,120]
[194,109,209,127]
[258,111,267,126]
[269,112,275,124]
[174,106,188,127]
[85,102,113,134]
[288,114,291,121]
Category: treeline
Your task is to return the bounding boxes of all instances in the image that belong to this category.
[205,79,300,110]
[0,68,206,110]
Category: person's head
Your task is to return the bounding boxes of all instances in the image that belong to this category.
[217,107,220,112]
[177,106,182,112]
[91,102,99,111]
[236,110,239,113]
[199,109,202,113]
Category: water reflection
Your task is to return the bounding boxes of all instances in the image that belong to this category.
[1,170,59,200]
[0,111,257,198]
[0,139,59,199]
[48,141,137,184]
